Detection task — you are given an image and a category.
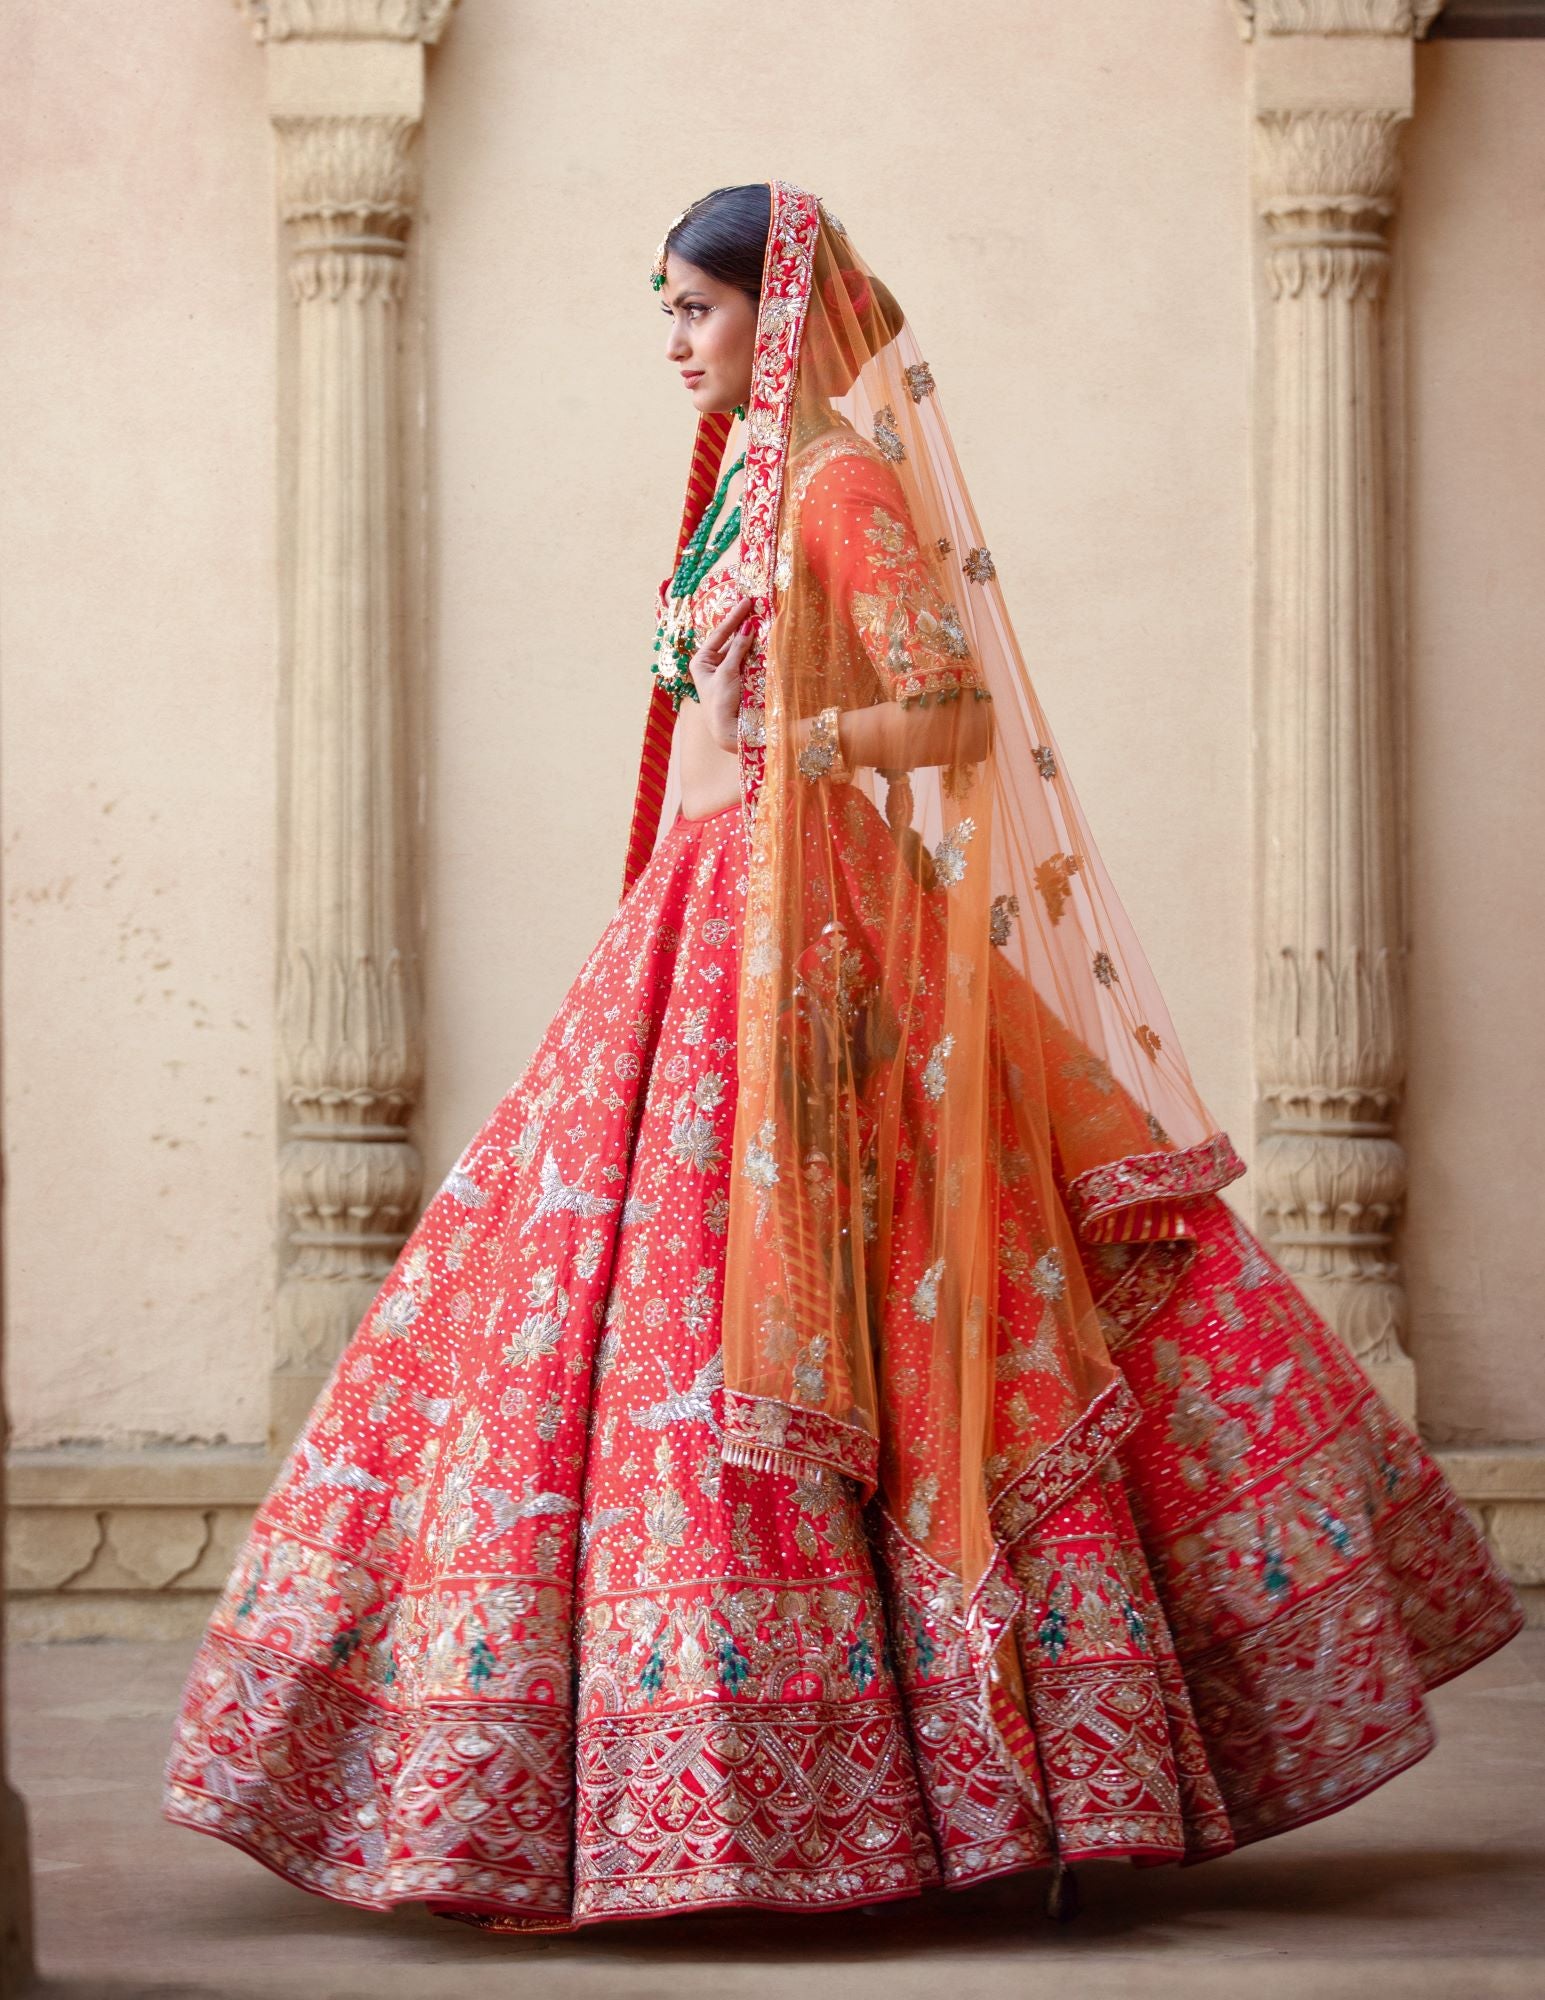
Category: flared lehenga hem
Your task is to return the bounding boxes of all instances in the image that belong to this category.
[161,1591,1517,1935]
[161,798,1524,1934]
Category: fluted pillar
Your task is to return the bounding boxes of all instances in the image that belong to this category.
[1236,5,1444,1421]
[238,1,458,1449]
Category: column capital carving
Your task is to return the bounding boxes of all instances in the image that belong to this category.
[274,111,422,260]
[1254,103,1406,205]
[236,0,459,42]
[1230,1,1445,35]
[1253,105,1407,293]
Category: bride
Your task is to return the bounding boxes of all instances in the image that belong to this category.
[163,180,1522,1934]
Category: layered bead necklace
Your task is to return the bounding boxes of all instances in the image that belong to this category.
[652,451,746,708]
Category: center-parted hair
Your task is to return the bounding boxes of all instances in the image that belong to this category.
[664,185,774,302]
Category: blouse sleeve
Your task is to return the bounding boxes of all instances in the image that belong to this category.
[798,447,985,708]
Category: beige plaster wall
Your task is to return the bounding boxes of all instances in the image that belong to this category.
[1402,43,1545,1446]
[0,3,278,1447]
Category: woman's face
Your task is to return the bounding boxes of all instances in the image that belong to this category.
[660,252,757,415]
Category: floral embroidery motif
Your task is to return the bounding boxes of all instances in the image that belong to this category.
[913,1256,946,1321]
[1135,1024,1163,1062]
[848,511,978,704]
[668,1074,727,1172]
[931,819,976,888]
[963,546,996,584]
[1091,950,1118,987]
[1034,852,1083,925]
[989,893,1020,947]
[1029,1247,1066,1301]
[921,1034,955,1102]
[904,361,936,403]
[1033,745,1058,780]
[872,405,906,462]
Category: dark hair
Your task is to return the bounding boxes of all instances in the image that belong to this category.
[664,184,772,301]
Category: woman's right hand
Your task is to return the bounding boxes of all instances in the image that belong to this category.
[690,594,756,753]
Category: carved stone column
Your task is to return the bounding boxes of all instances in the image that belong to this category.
[238,1,458,1449]
[1235,5,1445,1421]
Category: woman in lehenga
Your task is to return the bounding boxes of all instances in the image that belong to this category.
[163,180,1523,1934]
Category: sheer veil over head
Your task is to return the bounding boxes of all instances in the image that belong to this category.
[625,180,1245,1787]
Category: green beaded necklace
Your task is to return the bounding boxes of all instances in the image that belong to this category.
[652,451,746,707]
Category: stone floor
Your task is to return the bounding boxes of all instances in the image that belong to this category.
[7,1633,1544,2000]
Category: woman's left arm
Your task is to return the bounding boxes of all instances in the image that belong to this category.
[792,448,995,775]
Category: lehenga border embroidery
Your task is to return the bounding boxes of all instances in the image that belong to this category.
[736,180,822,822]
[986,1373,1142,1549]
[721,1387,880,1490]
[1066,1131,1247,1232]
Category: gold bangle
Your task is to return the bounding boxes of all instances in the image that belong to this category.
[796,704,851,783]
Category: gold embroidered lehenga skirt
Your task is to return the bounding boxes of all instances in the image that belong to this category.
[162,791,1523,1931]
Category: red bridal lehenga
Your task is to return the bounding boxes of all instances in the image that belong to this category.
[163,183,1523,1933]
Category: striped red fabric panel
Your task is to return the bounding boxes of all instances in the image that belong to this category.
[1081,1201,1199,1246]
[676,411,734,559]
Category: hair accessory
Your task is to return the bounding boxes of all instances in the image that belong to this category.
[651,204,691,292]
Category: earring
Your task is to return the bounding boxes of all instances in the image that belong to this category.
[733,402,748,421]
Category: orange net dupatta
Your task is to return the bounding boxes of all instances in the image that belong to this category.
[634,181,1246,1795]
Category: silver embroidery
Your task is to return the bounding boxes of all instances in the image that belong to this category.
[873,405,906,462]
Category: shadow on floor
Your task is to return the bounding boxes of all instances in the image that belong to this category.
[145,1839,1545,1963]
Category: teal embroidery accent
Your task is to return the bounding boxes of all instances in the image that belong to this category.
[1036,1605,1070,1660]
[910,1615,938,1680]
[328,1624,363,1668]
[639,1637,667,1702]
[1260,1538,1291,1598]
[1318,1507,1353,1555]
[652,453,746,709]
[846,1633,877,1692]
[715,1633,752,1693]
[468,1635,497,1688]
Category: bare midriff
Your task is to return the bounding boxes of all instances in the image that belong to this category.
[676,698,743,820]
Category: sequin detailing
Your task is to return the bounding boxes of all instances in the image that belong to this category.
[873,405,906,462]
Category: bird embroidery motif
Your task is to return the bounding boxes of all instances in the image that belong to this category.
[630,1350,724,1437]
[521,1148,620,1234]
[476,1477,579,1542]
[578,1505,634,1562]
[1221,1361,1294,1433]
[442,1142,493,1209]
[299,1441,388,1496]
